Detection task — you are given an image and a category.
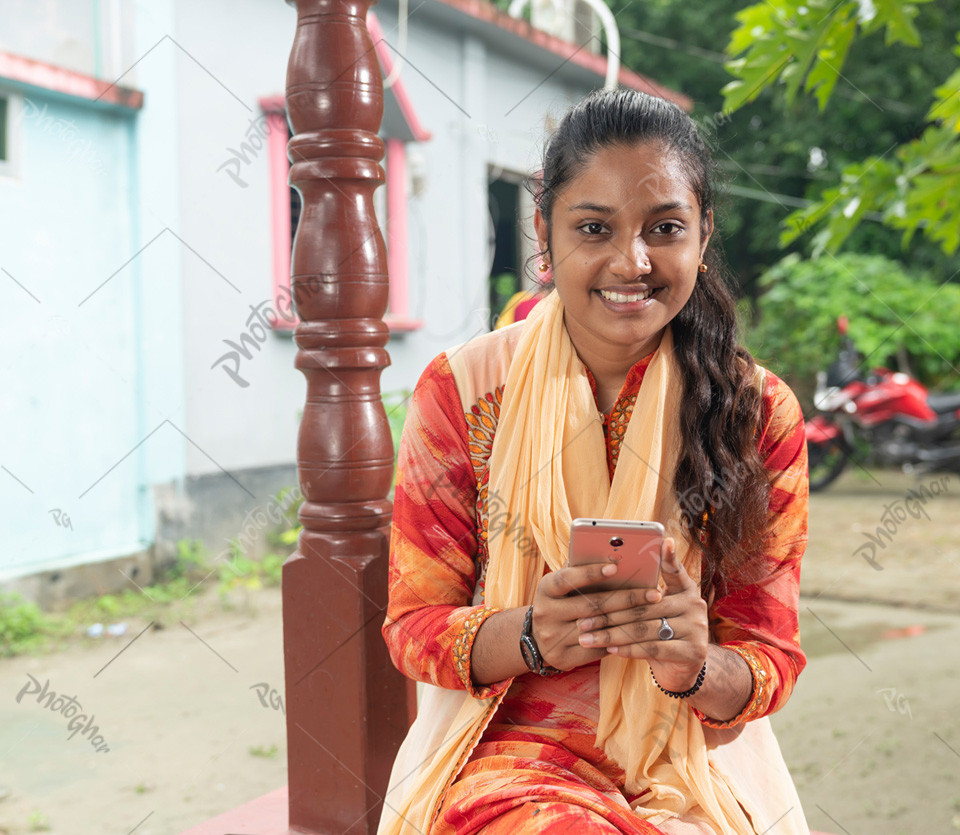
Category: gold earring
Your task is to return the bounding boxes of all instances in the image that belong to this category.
[698,263,708,273]
[538,262,550,273]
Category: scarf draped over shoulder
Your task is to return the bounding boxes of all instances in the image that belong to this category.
[378,292,802,834]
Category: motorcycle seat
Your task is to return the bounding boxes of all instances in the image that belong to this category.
[926,391,960,414]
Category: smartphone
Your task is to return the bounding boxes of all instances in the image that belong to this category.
[567,518,664,594]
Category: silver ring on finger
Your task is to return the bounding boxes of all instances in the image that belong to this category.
[658,617,675,641]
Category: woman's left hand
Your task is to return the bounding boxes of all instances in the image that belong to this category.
[575,537,710,693]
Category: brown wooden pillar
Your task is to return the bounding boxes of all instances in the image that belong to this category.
[282,1,410,832]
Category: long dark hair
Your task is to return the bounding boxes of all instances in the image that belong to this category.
[534,89,768,591]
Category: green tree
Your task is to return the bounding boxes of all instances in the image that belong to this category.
[750,253,960,407]
[723,0,960,256]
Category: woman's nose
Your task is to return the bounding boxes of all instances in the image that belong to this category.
[609,238,651,277]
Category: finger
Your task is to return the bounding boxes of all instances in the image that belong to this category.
[602,617,701,653]
[576,594,690,633]
[659,538,697,595]
[540,562,617,599]
[574,588,655,631]
[579,615,675,648]
[605,641,668,659]
[607,641,689,661]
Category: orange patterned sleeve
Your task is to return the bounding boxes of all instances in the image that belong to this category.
[695,372,809,729]
[382,353,511,700]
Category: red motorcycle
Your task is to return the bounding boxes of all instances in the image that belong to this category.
[805,317,960,491]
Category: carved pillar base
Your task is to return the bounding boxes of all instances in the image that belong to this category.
[284,528,406,833]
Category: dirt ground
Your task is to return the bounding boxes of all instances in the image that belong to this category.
[781,468,960,834]
[0,468,958,834]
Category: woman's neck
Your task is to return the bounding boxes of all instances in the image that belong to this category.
[575,339,661,414]
[564,319,663,410]
[593,368,629,415]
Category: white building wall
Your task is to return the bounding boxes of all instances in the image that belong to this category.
[172,0,304,477]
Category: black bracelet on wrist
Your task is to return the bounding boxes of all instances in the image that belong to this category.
[650,661,707,699]
[519,605,561,676]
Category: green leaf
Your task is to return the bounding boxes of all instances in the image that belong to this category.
[806,16,858,109]
[873,0,932,47]
[929,65,960,132]
[722,54,793,110]
[723,0,933,114]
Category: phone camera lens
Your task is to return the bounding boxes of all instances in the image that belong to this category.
[609,536,623,548]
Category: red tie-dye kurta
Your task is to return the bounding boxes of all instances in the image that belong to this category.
[383,336,808,834]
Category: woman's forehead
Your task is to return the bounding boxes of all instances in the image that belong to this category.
[559,143,697,214]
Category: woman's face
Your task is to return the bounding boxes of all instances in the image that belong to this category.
[535,140,712,366]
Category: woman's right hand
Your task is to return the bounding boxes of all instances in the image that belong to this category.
[472,562,657,685]
[530,562,625,671]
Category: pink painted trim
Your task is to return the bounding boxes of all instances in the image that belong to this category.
[430,0,691,110]
[258,95,285,113]
[264,109,296,332]
[385,316,424,332]
[0,50,143,109]
[367,13,433,141]
[386,138,410,319]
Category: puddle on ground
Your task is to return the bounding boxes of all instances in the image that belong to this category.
[798,613,947,660]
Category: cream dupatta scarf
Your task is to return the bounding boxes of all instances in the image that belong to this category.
[379,293,759,833]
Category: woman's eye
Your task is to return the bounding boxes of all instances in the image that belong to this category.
[652,222,682,235]
[580,222,606,235]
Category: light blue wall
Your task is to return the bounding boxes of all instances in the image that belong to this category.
[0,94,141,577]
[0,0,184,581]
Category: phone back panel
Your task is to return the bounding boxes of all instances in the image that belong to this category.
[568,518,664,592]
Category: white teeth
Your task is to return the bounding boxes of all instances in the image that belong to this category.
[599,288,652,303]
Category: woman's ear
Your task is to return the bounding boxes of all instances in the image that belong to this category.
[534,208,550,258]
[699,209,714,263]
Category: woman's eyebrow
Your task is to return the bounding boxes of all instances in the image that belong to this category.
[648,201,694,214]
[567,202,615,213]
[567,201,695,214]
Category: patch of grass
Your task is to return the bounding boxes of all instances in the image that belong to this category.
[0,593,70,657]
[219,551,284,593]
[248,744,280,759]
[3,507,298,657]
[64,539,213,630]
[27,810,51,832]
[66,571,208,634]
[217,545,285,612]
[265,486,303,549]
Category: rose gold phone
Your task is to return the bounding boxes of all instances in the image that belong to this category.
[568,518,664,594]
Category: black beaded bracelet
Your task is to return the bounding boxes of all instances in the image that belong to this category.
[650,662,707,699]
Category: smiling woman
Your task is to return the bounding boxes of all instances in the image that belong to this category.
[378,90,809,835]
[535,143,709,410]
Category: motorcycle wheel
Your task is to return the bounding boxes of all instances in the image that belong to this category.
[807,438,849,492]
